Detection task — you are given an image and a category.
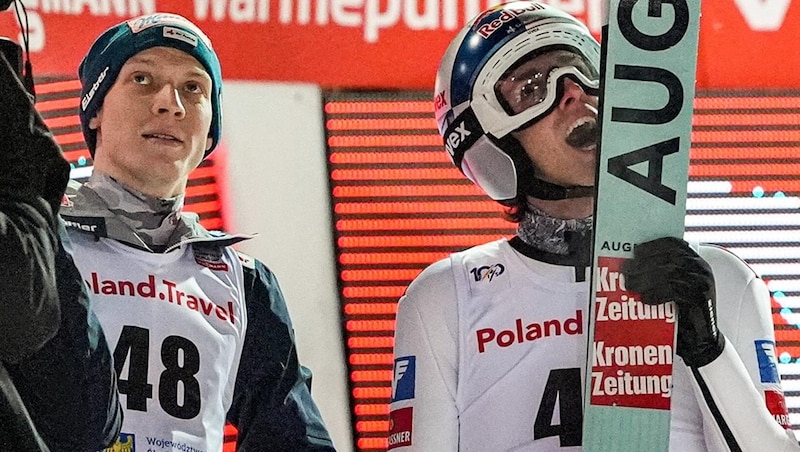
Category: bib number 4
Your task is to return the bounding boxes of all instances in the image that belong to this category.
[534,368,583,447]
[113,325,202,419]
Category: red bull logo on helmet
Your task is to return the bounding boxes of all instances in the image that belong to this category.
[476,2,546,39]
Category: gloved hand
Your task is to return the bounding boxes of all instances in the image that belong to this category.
[622,237,725,368]
[0,52,69,216]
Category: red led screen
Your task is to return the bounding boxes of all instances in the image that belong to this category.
[325,90,800,451]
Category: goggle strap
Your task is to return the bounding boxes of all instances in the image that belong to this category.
[443,107,485,169]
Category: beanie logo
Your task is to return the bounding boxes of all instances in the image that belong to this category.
[82,66,109,111]
[163,26,198,47]
[127,13,212,48]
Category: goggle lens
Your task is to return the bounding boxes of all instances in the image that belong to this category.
[495,49,599,115]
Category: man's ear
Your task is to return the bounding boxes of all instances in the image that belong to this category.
[88,113,101,130]
[205,137,212,152]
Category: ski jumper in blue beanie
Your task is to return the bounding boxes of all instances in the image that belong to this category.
[78,13,222,158]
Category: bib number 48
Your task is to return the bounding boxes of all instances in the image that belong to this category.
[113,325,202,419]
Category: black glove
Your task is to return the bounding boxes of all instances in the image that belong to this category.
[0,52,69,216]
[622,237,725,368]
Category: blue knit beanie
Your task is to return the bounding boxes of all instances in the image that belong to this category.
[78,13,222,158]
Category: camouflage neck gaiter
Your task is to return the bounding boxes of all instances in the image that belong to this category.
[84,172,187,250]
[516,204,593,255]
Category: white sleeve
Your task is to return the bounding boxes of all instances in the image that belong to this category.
[691,245,798,451]
[693,343,798,451]
[389,258,460,451]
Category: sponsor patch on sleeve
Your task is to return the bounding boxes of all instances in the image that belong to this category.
[388,407,413,450]
[392,356,416,402]
[755,340,781,384]
[765,389,792,429]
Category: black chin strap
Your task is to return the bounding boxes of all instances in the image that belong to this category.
[522,176,594,200]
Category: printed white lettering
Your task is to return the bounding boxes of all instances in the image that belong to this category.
[36,0,70,13]
[387,431,411,446]
[591,370,672,398]
[592,341,673,367]
[595,296,676,323]
[364,0,401,42]
[404,0,438,30]
[81,66,109,111]
[734,0,790,30]
[189,0,606,43]
[14,11,45,52]
[394,360,409,388]
[194,0,229,21]
[332,0,365,27]
[19,0,791,55]
[35,0,154,15]
[63,219,98,232]
[595,266,626,292]
[444,120,471,155]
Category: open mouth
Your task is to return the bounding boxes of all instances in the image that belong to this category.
[144,133,182,143]
[565,117,598,150]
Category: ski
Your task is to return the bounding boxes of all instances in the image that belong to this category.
[582,1,701,450]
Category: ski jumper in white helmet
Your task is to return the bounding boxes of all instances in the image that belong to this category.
[434,1,600,202]
[390,2,797,452]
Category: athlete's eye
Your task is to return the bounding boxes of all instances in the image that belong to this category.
[518,73,546,101]
[132,73,150,85]
[184,82,203,94]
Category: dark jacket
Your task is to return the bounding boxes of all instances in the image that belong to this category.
[0,52,122,451]
[227,256,336,450]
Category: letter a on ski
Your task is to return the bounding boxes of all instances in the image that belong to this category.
[583,1,701,450]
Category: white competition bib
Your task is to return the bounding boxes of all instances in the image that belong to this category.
[64,232,247,452]
[453,240,589,451]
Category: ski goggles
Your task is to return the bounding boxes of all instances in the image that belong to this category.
[494,48,599,119]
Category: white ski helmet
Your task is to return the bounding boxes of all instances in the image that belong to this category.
[434,1,600,204]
